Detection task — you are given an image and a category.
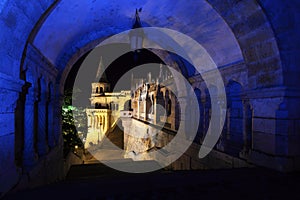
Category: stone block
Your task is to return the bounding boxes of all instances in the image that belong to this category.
[233,157,251,168]
[218,151,233,165]
[0,58,14,77]
[39,0,54,10]
[294,156,300,170]
[286,98,300,118]
[275,110,289,119]
[275,119,294,135]
[243,46,258,63]
[0,113,14,136]
[0,134,20,195]
[252,131,276,155]
[222,9,239,26]
[0,166,20,196]
[190,158,206,170]
[287,135,300,156]
[239,25,274,48]
[249,150,295,172]
[249,57,281,78]
[256,40,276,61]
[156,131,168,148]
[231,7,265,39]
[248,76,257,89]
[246,10,266,31]
[295,120,300,134]
[12,12,33,41]
[0,134,15,172]
[207,0,231,15]
[232,0,259,16]
[253,118,276,135]
[274,135,289,155]
[185,142,201,159]
[172,154,190,170]
[14,1,43,22]
[230,118,243,132]
[256,71,281,88]
[251,97,282,118]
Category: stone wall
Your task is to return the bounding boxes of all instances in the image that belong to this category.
[121,117,251,170]
[0,42,65,197]
[0,0,55,77]
[0,72,24,196]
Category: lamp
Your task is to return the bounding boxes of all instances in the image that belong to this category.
[129,9,144,52]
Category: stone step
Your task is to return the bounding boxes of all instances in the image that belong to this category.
[84,157,133,164]
[4,167,300,200]
[67,159,161,180]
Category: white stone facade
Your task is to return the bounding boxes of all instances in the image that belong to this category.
[85,80,131,148]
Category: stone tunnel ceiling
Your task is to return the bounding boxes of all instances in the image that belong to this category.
[33,0,243,70]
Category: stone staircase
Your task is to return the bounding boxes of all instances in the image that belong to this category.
[84,119,126,164]
[4,162,300,200]
[4,120,300,199]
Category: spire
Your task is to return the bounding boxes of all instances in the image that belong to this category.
[132,8,142,29]
[95,56,108,83]
[159,63,163,82]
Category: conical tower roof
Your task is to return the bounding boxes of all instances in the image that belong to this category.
[132,9,142,29]
[95,56,108,83]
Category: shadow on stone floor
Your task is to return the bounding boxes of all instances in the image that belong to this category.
[3,166,300,200]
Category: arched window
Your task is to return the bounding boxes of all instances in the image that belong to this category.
[99,116,102,126]
[152,95,155,114]
[103,116,105,130]
[225,80,244,156]
[167,99,172,116]
[95,103,101,109]
[96,87,99,93]
[100,87,104,93]
[124,100,132,111]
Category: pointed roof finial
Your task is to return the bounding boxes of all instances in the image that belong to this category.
[95,56,108,82]
[132,8,142,29]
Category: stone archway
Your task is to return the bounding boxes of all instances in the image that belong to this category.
[0,0,299,195]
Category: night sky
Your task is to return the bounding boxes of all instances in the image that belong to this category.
[65,45,164,106]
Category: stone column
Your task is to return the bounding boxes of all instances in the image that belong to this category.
[203,99,211,140]
[177,97,188,138]
[200,98,206,142]
[47,94,55,149]
[170,97,176,130]
[0,74,25,194]
[121,117,132,151]
[247,94,297,171]
[242,100,251,153]
[152,96,156,125]
[37,80,49,156]
[53,91,64,147]
[91,114,94,131]
[216,98,226,151]
[143,98,148,121]
[138,100,142,120]
[143,100,147,121]
[155,92,165,125]
[23,86,38,170]
[105,114,109,133]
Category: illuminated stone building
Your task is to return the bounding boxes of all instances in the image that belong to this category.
[85,57,131,148]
